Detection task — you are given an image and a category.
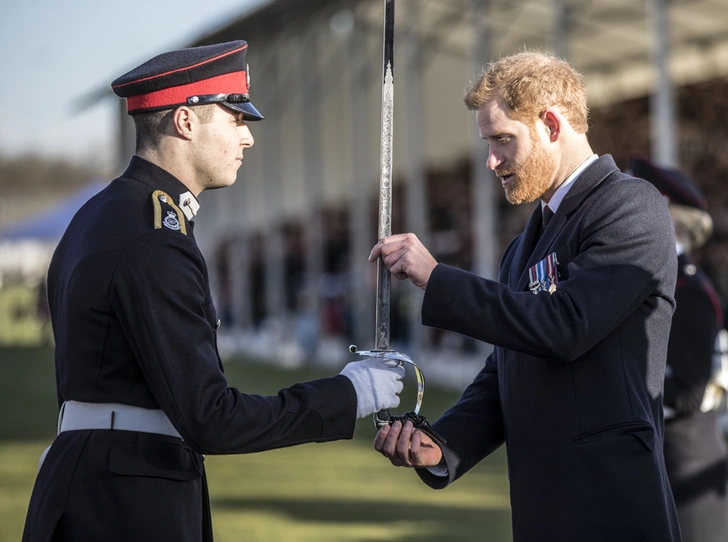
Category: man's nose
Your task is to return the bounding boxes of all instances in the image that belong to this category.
[241,126,254,147]
[486,148,501,171]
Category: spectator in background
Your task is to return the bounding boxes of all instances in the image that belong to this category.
[631,156,728,542]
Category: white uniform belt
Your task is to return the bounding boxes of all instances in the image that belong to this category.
[59,400,182,439]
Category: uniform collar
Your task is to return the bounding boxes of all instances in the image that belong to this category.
[123,156,201,220]
[177,191,200,220]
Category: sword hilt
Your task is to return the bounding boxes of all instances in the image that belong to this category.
[349,345,425,430]
[374,409,393,428]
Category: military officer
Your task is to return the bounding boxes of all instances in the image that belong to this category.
[631,156,728,542]
[22,40,404,542]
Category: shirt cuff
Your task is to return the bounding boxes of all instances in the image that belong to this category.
[426,463,448,477]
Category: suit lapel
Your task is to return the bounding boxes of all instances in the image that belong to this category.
[514,155,621,292]
[509,205,543,288]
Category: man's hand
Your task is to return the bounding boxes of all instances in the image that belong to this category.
[374,420,443,468]
[369,233,437,290]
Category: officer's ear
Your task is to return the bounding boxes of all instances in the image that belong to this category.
[171,106,196,141]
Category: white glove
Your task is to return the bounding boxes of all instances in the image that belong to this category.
[340,358,406,419]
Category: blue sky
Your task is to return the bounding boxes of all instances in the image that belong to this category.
[0,0,263,169]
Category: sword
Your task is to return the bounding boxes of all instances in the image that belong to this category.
[347,0,446,445]
[372,0,396,427]
[348,0,399,426]
[375,0,395,354]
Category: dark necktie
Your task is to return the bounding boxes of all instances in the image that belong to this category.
[542,205,554,228]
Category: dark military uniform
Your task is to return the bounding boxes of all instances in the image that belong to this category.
[22,156,357,541]
[630,155,728,542]
[663,253,728,542]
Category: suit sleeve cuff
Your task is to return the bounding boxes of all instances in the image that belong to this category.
[422,263,458,328]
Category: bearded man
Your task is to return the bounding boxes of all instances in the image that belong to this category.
[370,51,682,541]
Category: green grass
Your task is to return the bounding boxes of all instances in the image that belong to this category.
[0,347,58,440]
[0,347,512,541]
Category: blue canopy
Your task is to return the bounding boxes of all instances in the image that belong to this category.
[1,181,107,242]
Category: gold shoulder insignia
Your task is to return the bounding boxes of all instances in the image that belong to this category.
[151,190,187,235]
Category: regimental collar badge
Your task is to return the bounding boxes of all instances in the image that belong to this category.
[178,191,200,220]
[163,211,181,231]
[529,252,559,294]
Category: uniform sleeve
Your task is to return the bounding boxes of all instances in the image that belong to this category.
[422,178,676,362]
[416,351,505,489]
[663,280,718,415]
[110,229,356,454]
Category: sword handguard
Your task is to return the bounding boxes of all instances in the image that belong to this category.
[349,345,430,434]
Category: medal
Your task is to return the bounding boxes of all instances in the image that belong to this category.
[529,252,559,294]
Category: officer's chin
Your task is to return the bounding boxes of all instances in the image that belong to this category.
[205,176,238,191]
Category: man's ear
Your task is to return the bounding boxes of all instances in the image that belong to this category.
[541,108,561,142]
[172,106,195,140]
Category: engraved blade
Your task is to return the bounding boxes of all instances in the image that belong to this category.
[375,0,395,352]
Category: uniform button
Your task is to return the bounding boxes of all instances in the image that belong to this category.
[685,264,697,275]
[159,195,168,203]
[216,319,221,329]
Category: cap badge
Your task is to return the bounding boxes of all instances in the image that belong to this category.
[246,63,251,92]
[163,211,181,231]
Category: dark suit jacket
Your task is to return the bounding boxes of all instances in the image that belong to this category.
[417,155,682,541]
[23,157,357,542]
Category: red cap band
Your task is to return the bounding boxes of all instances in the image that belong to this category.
[126,71,248,113]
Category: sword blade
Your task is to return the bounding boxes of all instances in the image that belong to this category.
[375,0,395,352]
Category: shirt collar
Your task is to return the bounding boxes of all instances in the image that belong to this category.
[541,154,598,213]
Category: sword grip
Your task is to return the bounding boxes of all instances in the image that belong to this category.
[374,409,392,429]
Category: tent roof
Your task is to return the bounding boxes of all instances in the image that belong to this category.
[193,0,728,108]
[0,182,107,242]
